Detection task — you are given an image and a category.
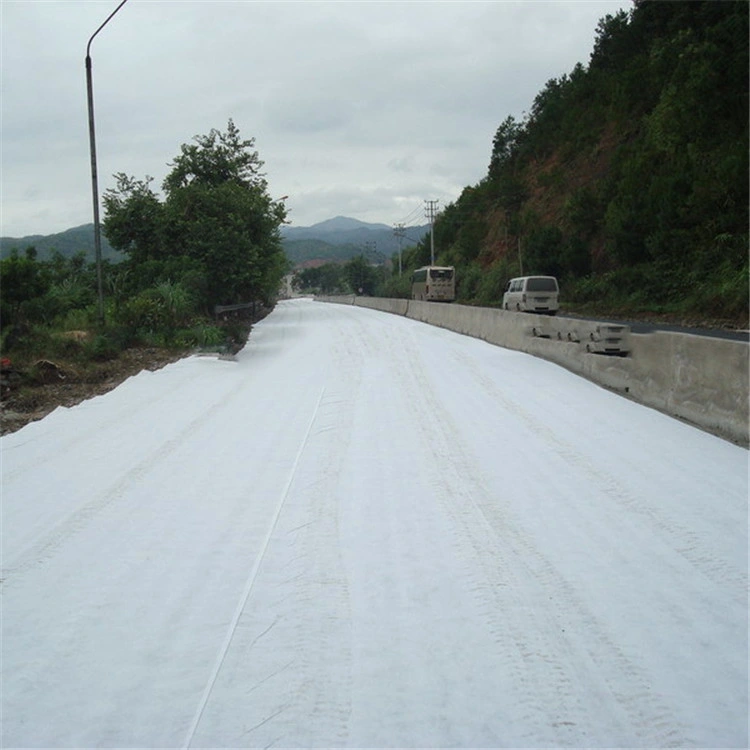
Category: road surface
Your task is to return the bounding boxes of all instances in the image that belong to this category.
[2,298,747,748]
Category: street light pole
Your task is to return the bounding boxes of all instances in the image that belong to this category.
[86,0,129,325]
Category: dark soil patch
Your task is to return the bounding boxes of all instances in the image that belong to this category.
[1,347,190,436]
[1,307,268,436]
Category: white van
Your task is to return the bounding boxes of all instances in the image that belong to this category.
[502,276,559,315]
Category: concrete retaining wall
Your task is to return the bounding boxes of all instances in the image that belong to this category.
[355,297,410,316]
[315,296,749,445]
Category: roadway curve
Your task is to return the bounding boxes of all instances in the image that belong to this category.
[2,298,747,747]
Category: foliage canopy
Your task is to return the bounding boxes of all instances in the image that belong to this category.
[423,0,748,321]
[104,119,288,312]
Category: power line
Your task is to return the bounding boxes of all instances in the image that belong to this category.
[396,204,425,227]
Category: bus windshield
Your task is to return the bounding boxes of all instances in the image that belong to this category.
[429,269,454,281]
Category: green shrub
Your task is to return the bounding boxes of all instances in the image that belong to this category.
[456,262,483,302]
[380,273,412,299]
[83,334,120,361]
[475,260,513,306]
[174,324,225,349]
[137,330,169,348]
[117,292,165,333]
[56,307,95,331]
[154,280,195,327]
[17,295,60,326]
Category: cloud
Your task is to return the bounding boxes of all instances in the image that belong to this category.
[1,0,630,236]
[388,156,415,174]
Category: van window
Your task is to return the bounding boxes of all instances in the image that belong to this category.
[526,277,558,292]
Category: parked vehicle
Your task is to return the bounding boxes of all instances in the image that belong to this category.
[502,276,559,315]
[411,266,456,302]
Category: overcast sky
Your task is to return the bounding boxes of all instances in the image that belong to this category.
[1,0,630,237]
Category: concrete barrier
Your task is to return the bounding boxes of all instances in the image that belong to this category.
[315,296,749,445]
[356,297,410,316]
[317,295,356,305]
[626,331,748,444]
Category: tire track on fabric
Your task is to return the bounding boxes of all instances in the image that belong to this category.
[396,326,689,747]
[450,346,747,607]
[3,362,269,587]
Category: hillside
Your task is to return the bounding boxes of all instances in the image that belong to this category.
[427,0,748,324]
[0,224,122,262]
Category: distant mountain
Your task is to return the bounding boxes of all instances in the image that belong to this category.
[281,216,429,265]
[0,224,122,262]
[0,217,429,268]
[292,216,392,234]
[282,239,365,266]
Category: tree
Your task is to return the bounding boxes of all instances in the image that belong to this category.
[488,116,522,176]
[103,174,164,264]
[162,120,287,308]
[345,256,377,296]
[295,264,347,294]
[0,249,50,323]
[163,119,265,193]
[103,120,288,310]
[589,10,634,72]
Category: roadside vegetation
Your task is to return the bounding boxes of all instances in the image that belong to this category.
[292,256,383,298]
[296,2,748,328]
[4,2,747,430]
[1,121,287,429]
[444,0,749,325]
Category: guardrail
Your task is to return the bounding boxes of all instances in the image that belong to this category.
[315,295,749,446]
[214,302,258,316]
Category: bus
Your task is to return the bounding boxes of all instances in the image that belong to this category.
[411,266,456,302]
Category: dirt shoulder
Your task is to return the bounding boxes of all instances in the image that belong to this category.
[0,347,190,436]
[1,308,268,437]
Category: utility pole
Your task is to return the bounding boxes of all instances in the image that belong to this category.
[393,223,405,276]
[86,0,130,325]
[424,199,439,265]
